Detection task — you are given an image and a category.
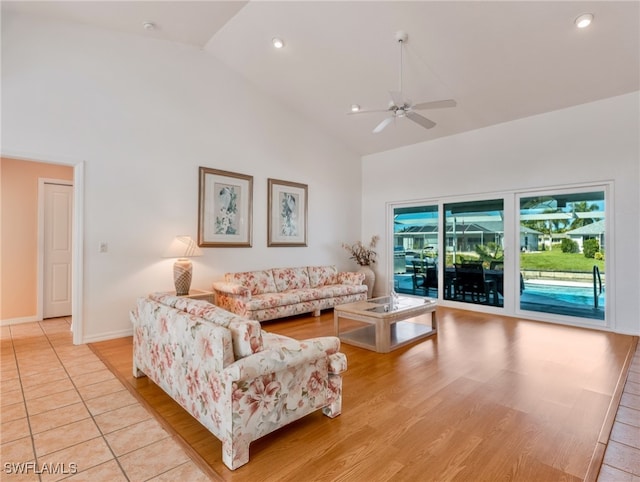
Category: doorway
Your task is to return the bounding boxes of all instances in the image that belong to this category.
[41,180,73,318]
[1,155,84,344]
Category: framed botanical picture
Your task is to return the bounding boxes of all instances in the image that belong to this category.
[267,178,308,247]
[198,167,253,247]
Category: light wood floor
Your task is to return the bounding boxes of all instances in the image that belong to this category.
[90,307,637,481]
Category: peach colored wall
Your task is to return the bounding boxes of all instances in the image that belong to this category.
[1,158,73,321]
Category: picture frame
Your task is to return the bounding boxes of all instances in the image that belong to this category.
[267,178,308,247]
[198,167,253,247]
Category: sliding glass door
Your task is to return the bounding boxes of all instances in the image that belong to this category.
[393,205,439,297]
[389,184,607,326]
[518,189,605,320]
[443,199,505,307]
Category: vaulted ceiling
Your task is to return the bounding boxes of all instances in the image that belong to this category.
[4,1,639,156]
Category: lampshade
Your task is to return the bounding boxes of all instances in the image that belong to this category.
[163,235,203,259]
[163,236,202,296]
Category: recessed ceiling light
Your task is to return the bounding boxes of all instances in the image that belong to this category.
[351,104,361,112]
[272,37,284,49]
[143,21,155,30]
[574,13,594,29]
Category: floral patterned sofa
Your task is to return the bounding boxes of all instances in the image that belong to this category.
[212,265,368,322]
[130,293,347,470]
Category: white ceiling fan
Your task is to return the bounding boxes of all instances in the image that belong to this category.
[349,31,457,134]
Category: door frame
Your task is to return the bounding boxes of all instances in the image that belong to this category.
[514,183,613,329]
[3,150,84,345]
[38,178,74,321]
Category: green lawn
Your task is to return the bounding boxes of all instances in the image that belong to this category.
[520,247,605,272]
[447,246,605,273]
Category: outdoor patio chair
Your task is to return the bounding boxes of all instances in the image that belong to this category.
[424,265,438,292]
[454,262,498,305]
[490,260,504,270]
[411,260,428,295]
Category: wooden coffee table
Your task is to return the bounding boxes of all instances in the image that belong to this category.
[334,295,437,353]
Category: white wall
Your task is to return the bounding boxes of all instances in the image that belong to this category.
[362,92,640,335]
[1,13,363,341]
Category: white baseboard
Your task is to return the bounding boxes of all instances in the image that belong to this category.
[81,327,133,344]
[1,315,40,326]
[1,317,133,344]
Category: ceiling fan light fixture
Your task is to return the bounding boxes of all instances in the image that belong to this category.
[272,37,284,49]
[347,30,456,134]
[395,30,408,43]
[574,13,594,29]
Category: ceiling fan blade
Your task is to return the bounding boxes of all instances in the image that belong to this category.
[347,108,390,115]
[389,90,405,107]
[406,112,436,130]
[373,116,394,134]
[412,99,457,110]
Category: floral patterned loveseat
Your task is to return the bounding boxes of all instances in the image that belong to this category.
[212,265,367,322]
[130,293,347,470]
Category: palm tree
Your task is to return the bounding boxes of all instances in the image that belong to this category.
[569,201,600,229]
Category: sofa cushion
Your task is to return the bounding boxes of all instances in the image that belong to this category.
[337,271,366,285]
[149,293,263,359]
[225,270,277,295]
[244,292,303,311]
[222,319,263,359]
[272,267,310,292]
[307,265,338,287]
[289,288,327,302]
[317,284,366,297]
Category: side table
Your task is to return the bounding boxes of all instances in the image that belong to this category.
[170,289,214,304]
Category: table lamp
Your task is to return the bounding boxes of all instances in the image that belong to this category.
[163,235,203,295]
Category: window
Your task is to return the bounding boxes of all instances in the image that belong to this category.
[518,190,605,320]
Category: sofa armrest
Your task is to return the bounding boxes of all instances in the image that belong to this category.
[224,343,337,382]
[300,336,341,356]
[337,271,365,285]
[212,281,251,300]
[328,352,347,375]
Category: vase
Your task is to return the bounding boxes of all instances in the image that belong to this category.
[358,265,375,299]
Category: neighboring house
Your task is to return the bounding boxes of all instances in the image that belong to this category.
[445,221,501,253]
[396,221,542,255]
[395,224,439,253]
[566,219,606,253]
[520,226,542,252]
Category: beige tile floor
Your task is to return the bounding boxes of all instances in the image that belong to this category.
[0,317,210,481]
[597,344,640,482]
[1,317,638,481]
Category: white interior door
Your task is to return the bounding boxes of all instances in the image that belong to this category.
[44,183,73,318]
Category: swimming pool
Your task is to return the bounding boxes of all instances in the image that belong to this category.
[522,281,605,308]
[393,273,605,319]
